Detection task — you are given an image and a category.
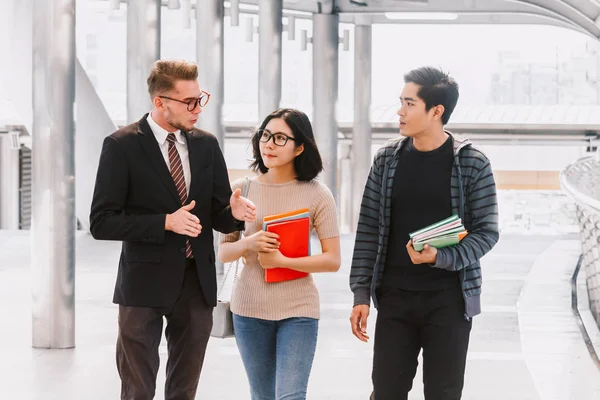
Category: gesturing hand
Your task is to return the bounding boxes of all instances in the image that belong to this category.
[230,189,257,222]
[165,200,202,237]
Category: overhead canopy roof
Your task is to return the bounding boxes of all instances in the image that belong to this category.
[240,0,600,38]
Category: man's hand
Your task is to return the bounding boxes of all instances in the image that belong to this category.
[350,305,370,342]
[406,240,438,264]
[257,249,285,269]
[230,189,257,222]
[165,200,202,237]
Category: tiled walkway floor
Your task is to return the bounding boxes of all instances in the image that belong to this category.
[1,231,599,399]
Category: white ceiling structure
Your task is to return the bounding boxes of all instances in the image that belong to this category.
[241,0,600,38]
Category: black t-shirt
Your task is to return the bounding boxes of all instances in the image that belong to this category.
[382,136,459,291]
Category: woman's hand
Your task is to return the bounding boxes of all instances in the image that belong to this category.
[245,230,280,253]
[257,250,286,270]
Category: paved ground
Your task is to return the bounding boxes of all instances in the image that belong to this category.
[1,229,599,400]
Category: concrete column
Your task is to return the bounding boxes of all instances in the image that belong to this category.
[196,0,226,274]
[351,24,372,231]
[31,0,76,349]
[0,132,20,229]
[258,0,283,119]
[127,0,161,124]
[312,13,339,203]
[196,0,225,148]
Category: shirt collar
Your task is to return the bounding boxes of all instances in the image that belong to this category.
[146,113,185,146]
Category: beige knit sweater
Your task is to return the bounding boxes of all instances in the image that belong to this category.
[220,177,339,321]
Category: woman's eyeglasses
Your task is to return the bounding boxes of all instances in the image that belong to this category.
[258,129,298,147]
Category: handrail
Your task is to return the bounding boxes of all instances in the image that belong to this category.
[560,154,600,215]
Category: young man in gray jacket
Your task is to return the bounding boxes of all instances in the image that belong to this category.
[349,66,499,400]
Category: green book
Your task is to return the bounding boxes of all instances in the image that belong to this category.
[412,232,468,252]
[409,215,460,239]
[409,215,468,252]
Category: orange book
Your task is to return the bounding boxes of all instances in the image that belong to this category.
[263,208,310,224]
[264,217,310,283]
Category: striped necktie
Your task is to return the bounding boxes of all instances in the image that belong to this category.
[167,133,193,259]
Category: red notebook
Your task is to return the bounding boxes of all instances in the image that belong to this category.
[264,217,310,283]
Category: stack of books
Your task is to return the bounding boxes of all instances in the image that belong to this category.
[409,215,468,252]
[262,208,311,283]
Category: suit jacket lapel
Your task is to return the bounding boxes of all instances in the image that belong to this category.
[184,130,198,198]
[137,116,181,206]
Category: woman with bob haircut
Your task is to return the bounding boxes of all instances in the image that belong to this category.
[219,108,341,400]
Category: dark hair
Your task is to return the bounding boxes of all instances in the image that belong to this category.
[403,66,459,125]
[249,108,323,182]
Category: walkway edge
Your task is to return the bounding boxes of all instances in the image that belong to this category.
[572,254,600,371]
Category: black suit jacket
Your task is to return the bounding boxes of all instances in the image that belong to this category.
[89,115,243,308]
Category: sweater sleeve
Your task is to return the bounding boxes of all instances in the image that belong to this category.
[432,158,500,272]
[311,182,340,240]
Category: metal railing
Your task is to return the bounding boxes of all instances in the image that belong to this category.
[560,149,600,329]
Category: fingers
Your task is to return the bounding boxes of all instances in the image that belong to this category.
[256,232,280,251]
[245,208,257,219]
[360,309,369,332]
[406,240,419,262]
[183,228,200,237]
[242,206,257,222]
[350,313,369,342]
[182,211,200,224]
[185,221,202,236]
[243,198,256,210]
[263,236,280,246]
[182,200,196,211]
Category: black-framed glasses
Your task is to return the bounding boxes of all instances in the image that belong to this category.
[257,129,298,147]
[159,91,211,111]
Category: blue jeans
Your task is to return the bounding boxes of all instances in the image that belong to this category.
[232,314,319,400]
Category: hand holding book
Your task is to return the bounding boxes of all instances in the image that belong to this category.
[409,215,468,252]
[406,240,438,265]
[257,249,287,270]
[245,230,280,253]
[260,208,311,283]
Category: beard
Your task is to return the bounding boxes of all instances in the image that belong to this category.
[166,116,194,132]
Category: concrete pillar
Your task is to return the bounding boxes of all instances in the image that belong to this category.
[312,13,339,204]
[258,0,283,119]
[127,0,161,123]
[31,0,76,349]
[351,23,373,231]
[196,0,226,274]
[196,0,225,148]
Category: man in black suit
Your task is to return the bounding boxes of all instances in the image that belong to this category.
[90,60,256,400]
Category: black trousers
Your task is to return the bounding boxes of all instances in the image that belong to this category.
[372,284,472,400]
[116,260,213,400]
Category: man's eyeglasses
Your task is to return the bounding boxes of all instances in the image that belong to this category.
[159,91,210,111]
[257,129,298,147]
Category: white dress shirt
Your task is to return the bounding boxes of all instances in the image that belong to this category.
[146,113,191,197]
